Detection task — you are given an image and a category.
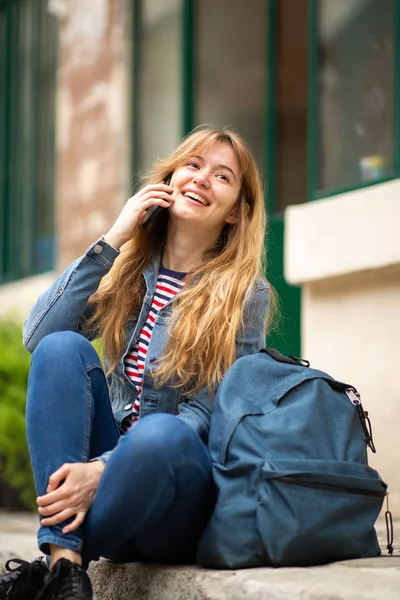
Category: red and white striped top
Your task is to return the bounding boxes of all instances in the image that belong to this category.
[124,265,186,423]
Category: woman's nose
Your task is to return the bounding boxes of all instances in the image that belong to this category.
[193,172,210,188]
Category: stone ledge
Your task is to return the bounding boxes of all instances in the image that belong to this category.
[88,557,400,600]
[284,179,400,285]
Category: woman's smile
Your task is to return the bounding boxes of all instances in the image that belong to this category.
[182,190,211,207]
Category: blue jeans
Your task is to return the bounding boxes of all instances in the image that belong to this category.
[26,332,215,568]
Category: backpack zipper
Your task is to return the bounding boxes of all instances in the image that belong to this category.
[278,476,386,498]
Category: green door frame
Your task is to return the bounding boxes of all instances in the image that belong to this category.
[182,0,194,136]
[130,0,141,190]
[0,0,13,281]
[264,0,301,356]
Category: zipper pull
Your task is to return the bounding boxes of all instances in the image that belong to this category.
[345,387,361,405]
[345,387,376,453]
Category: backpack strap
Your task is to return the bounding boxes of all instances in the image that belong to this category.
[262,349,377,453]
[261,348,310,367]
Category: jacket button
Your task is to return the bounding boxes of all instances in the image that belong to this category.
[124,404,132,410]
[93,244,103,254]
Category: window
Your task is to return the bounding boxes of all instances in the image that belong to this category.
[313,0,395,196]
[0,0,57,283]
[194,0,267,174]
[136,0,183,176]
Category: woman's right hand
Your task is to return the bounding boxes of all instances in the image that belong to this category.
[103,183,174,249]
[37,461,105,533]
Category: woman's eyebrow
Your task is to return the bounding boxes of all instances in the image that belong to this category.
[191,155,237,181]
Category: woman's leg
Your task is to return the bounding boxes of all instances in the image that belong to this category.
[26,331,120,559]
[83,413,214,566]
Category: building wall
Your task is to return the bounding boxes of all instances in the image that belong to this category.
[285,180,400,512]
[56,0,131,270]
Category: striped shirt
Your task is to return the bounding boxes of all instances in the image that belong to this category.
[124,265,186,423]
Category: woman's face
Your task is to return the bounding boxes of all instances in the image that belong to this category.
[168,142,242,232]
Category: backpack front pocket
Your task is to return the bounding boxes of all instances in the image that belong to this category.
[255,458,386,567]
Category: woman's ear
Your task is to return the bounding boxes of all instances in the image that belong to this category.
[225,202,250,224]
[225,211,238,225]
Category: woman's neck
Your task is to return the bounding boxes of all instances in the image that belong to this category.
[162,222,218,272]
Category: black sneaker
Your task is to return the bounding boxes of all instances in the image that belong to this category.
[0,557,48,600]
[35,559,92,600]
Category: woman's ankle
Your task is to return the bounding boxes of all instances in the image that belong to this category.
[49,544,82,568]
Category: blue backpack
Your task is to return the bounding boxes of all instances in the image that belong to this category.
[197,349,388,568]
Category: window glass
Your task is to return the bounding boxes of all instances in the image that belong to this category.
[317,0,394,193]
[0,0,57,282]
[194,0,267,175]
[137,0,182,175]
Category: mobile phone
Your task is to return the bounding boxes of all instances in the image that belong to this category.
[142,175,172,229]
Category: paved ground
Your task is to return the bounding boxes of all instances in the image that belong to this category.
[1,511,399,599]
[0,511,40,567]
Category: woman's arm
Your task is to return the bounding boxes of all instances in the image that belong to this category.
[178,283,270,444]
[23,238,120,353]
[24,182,176,354]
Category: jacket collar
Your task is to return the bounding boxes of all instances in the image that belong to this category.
[142,253,162,294]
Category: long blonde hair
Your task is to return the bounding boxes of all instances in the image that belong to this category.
[88,126,275,395]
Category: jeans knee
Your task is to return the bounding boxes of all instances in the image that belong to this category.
[32,331,98,369]
[124,413,200,463]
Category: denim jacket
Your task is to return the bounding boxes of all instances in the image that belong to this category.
[23,237,270,464]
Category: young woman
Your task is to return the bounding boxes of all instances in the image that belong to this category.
[1,127,273,600]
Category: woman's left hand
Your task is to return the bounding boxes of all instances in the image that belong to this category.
[37,461,105,534]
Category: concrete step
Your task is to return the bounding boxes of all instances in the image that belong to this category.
[1,511,400,599]
[88,557,400,600]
